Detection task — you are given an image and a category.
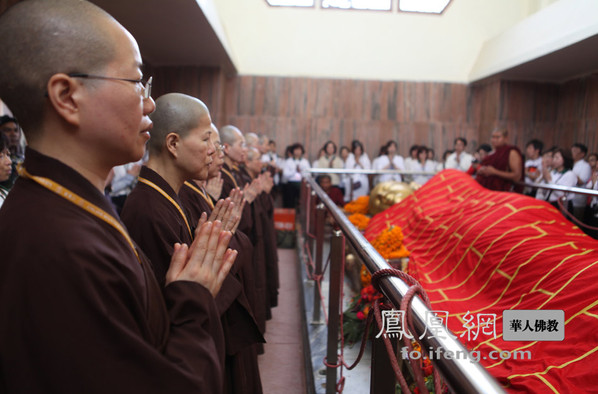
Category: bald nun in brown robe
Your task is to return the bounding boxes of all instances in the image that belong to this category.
[0,1,235,393]
[180,127,265,394]
[122,94,263,392]
[219,126,269,339]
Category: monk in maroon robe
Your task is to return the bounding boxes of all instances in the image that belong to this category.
[477,128,524,192]
[0,3,234,393]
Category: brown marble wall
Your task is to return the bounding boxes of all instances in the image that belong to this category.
[472,74,598,155]
[145,65,228,127]
[221,76,475,160]
[144,69,598,160]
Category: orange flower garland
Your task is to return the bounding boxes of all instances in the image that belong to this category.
[348,213,370,230]
[371,225,410,260]
[344,196,370,214]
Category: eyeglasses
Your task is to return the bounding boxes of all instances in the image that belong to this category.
[68,73,153,99]
[215,144,226,152]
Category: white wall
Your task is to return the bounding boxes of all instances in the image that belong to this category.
[213,0,538,82]
[469,0,598,81]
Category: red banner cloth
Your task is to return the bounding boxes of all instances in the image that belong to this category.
[364,170,598,393]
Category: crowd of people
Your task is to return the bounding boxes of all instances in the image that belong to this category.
[262,130,598,234]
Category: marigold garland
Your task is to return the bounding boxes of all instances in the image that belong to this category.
[344,195,370,214]
[371,225,410,260]
[348,213,370,230]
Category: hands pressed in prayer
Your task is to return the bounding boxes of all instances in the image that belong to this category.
[205,172,223,200]
[260,172,274,194]
[243,177,261,204]
[166,216,237,297]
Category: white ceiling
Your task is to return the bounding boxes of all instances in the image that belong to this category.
[92,0,597,84]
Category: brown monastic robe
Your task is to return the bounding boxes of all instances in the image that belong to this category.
[121,166,194,286]
[0,149,224,393]
[239,166,279,317]
[180,181,264,394]
[221,163,267,335]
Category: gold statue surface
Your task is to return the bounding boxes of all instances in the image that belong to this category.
[368,181,415,215]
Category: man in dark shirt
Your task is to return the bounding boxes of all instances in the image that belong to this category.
[0,1,234,392]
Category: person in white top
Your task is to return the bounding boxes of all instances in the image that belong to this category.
[411,146,436,185]
[261,139,281,185]
[282,143,310,207]
[0,135,12,208]
[535,149,554,201]
[539,149,577,212]
[427,149,440,174]
[445,137,473,172]
[523,139,543,197]
[312,148,324,169]
[344,140,370,202]
[438,149,453,172]
[314,141,344,187]
[372,140,405,185]
[571,143,592,219]
[403,145,419,182]
[338,145,351,197]
[109,158,144,214]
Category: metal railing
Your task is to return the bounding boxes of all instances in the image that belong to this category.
[308,167,598,199]
[300,168,598,393]
[299,172,506,394]
[306,168,438,176]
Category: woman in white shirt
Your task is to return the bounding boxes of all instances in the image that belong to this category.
[314,141,344,187]
[411,146,436,185]
[539,148,577,211]
[445,137,473,172]
[373,140,405,185]
[535,149,554,201]
[282,143,311,208]
[344,140,370,202]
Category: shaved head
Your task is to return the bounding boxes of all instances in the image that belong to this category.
[245,132,259,148]
[492,128,508,137]
[220,125,243,146]
[148,93,210,155]
[0,0,119,133]
[247,147,261,161]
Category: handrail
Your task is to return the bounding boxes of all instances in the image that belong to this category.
[307,168,437,176]
[517,181,598,197]
[308,167,598,197]
[303,175,505,393]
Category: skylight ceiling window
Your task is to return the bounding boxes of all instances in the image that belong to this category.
[267,0,314,6]
[399,0,450,13]
[322,0,391,11]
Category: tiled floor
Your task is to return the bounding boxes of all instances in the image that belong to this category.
[258,238,372,394]
[258,248,307,394]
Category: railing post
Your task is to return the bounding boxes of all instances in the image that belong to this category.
[370,334,398,394]
[300,180,307,231]
[308,190,317,266]
[312,203,326,324]
[304,184,312,237]
[326,230,344,394]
